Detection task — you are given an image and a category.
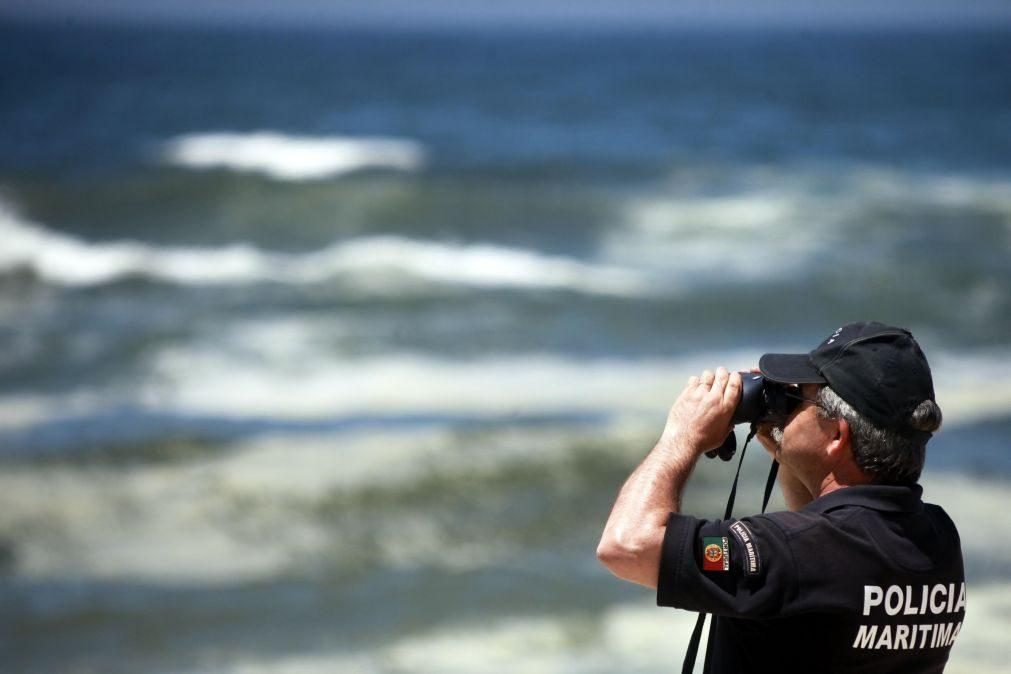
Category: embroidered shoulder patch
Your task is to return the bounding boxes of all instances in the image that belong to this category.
[728,520,761,576]
[702,536,730,572]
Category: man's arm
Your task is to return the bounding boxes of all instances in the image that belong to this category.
[596,367,741,588]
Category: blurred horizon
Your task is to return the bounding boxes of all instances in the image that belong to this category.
[4,0,1011,29]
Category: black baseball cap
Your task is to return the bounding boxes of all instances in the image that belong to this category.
[758,321,936,434]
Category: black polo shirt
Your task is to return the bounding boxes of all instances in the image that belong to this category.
[657,484,965,673]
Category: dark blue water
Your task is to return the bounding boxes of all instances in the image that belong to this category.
[3,24,1010,170]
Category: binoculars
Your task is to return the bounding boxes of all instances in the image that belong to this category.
[704,373,806,461]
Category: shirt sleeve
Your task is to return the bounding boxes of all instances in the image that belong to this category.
[656,512,801,618]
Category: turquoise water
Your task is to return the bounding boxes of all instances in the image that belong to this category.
[0,20,1009,672]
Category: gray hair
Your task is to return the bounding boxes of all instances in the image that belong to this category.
[815,386,943,485]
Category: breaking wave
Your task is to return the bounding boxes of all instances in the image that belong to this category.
[161,131,425,180]
[0,201,648,295]
[603,166,1011,282]
[2,340,1009,441]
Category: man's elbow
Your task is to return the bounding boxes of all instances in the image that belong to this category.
[596,532,660,589]
[595,536,631,572]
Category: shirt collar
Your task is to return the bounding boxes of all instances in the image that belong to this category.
[802,483,923,515]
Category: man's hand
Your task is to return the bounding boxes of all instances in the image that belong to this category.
[659,367,742,455]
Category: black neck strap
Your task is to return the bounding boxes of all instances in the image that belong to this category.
[681,425,778,674]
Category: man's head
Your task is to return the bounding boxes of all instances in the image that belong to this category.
[759,322,942,485]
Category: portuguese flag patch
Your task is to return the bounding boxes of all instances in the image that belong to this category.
[702,536,730,572]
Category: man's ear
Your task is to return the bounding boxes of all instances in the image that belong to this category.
[826,416,851,463]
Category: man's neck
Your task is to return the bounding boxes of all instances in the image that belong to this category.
[815,470,873,499]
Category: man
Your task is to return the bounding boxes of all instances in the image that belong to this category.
[597,322,965,673]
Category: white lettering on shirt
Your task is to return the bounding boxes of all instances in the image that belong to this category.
[930,584,946,614]
[884,586,903,615]
[863,586,883,616]
[853,583,966,651]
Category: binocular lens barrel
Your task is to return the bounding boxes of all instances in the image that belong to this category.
[706,373,801,461]
[732,373,801,425]
[733,374,769,425]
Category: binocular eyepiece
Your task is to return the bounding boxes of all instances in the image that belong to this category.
[704,373,804,461]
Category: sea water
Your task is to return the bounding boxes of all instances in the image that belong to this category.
[0,20,1009,673]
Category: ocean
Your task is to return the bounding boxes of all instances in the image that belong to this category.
[0,19,1009,673]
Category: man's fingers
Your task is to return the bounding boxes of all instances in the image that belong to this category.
[714,367,730,393]
[700,369,715,388]
[723,370,742,407]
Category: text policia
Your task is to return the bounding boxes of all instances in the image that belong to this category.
[854,583,966,651]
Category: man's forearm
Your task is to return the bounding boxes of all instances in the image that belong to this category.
[596,435,699,588]
[597,368,739,589]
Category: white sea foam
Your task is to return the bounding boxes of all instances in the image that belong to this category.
[0,201,647,294]
[380,591,1011,674]
[607,192,824,281]
[142,339,1011,424]
[605,164,1011,279]
[842,165,1011,211]
[135,352,685,421]
[189,603,701,673]
[0,340,1005,586]
[161,131,425,180]
[0,424,625,582]
[0,403,1007,589]
[0,342,1008,627]
[626,193,798,235]
[1,335,1008,434]
[301,236,649,295]
[2,428,1004,670]
[0,459,321,582]
[5,162,1006,293]
[203,589,1011,673]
